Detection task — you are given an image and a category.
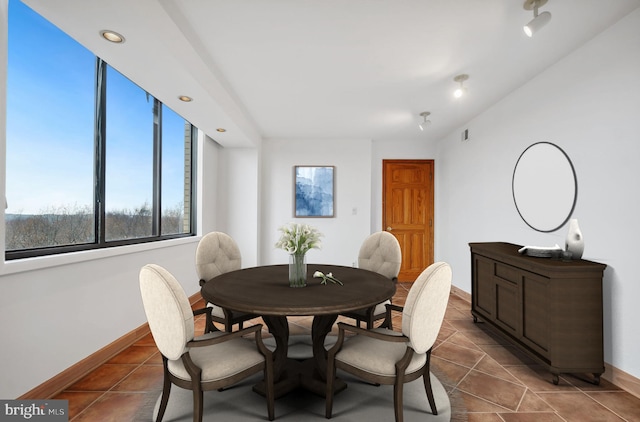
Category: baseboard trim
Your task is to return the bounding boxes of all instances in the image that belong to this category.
[451,285,471,302]
[449,285,640,400]
[603,363,640,400]
[19,293,204,400]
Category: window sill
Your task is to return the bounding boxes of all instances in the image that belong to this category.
[1,236,200,276]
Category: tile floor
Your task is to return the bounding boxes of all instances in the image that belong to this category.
[52,283,640,421]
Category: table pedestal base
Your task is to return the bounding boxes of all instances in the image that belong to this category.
[253,358,347,399]
[257,314,346,398]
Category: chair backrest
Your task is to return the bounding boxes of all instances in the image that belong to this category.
[402,262,452,354]
[195,232,242,281]
[357,231,402,280]
[139,264,194,361]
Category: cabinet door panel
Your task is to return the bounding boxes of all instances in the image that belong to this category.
[473,256,495,318]
[494,277,521,336]
[522,273,550,356]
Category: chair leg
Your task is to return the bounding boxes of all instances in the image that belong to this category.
[422,352,438,415]
[393,379,405,422]
[192,386,203,422]
[264,360,275,421]
[422,372,438,415]
[325,359,336,418]
[156,358,172,422]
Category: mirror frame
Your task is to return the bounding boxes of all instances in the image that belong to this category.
[512,141,578,233]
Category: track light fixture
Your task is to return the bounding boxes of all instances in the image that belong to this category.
[453,74,469,98]
[418,112,431,131]
[523,0,552,37]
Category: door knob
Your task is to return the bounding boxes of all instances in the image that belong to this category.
[386,227,393,231]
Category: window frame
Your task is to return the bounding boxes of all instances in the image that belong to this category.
[5,57,196,260]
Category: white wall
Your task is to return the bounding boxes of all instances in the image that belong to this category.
[198,134,221,235]
[260,139,373,267]
[222,147,260,267]
[436,9,640,379]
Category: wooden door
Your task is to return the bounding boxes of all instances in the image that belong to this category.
[383,160,434,282]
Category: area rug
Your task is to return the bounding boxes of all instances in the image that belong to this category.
[142,370,451,422]
[137,335,467,421]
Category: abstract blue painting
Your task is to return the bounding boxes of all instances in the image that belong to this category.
[294,166,334,217]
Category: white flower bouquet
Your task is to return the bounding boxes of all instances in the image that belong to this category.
[275,222,322,256]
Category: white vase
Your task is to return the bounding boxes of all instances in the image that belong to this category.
[565,218,584,260]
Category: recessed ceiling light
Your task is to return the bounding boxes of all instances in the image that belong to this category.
[178,95,193,102]
[100,30,125,44]
[216,128,227,133]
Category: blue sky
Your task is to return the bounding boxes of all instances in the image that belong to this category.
[6,1,186,215]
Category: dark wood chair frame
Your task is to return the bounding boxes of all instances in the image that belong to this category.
[339,277,397,329]
[199,278,258,332]
[325,304,437,422]
[155,307,275,422]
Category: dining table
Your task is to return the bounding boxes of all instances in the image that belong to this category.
[200,263,396,398]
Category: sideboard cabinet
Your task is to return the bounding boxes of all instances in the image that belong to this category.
[470,242,606,384]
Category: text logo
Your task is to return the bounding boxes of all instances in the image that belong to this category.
[0,401,68,422]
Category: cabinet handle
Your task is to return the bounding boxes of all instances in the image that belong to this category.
[386,227,393,231]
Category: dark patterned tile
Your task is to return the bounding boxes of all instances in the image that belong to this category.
[433,340,485,369]
[52,391,103,420]
[588,391,640,421]
[106,346,158,365]
[66,364,137,392]
[71,392,150,422]
[538,392,626,422]
[457,369,526,411]
[112,365,164,392]
[499,412,565,422]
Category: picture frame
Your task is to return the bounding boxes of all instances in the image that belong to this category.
[294,166,335,217]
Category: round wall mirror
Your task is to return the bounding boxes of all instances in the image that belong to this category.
[512,142,577,232]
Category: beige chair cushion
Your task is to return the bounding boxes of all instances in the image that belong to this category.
[347,300,390,318]
[196,232,242,281]
[358,231,402,279]
[167,332,265,382]
[139,264,195,361]
[335,328,427,376]
[402,262,452,354]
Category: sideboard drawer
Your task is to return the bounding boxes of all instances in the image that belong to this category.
[495,262,521,284]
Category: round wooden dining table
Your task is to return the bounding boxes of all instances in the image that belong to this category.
[200,264,396,398]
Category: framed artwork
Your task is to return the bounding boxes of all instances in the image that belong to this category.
[294,166,335,217]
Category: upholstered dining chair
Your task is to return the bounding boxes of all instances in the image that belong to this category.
[139,264,275,422]
[196,231,257,332]
[325,261,452,422]
[339,231,402,329]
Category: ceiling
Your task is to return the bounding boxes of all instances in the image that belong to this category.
[22,0,640,148]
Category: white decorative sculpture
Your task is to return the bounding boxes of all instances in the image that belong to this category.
[565,218,584,259]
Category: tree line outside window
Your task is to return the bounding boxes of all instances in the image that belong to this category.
[5,1,195,260]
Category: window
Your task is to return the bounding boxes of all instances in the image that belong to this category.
[5,1,195,259]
